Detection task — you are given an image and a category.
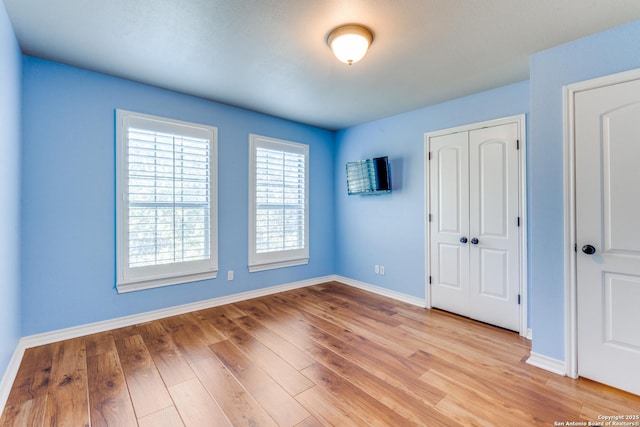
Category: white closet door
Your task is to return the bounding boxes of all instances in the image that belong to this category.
[430,131,470,315]
[429,122,520,332]
[468,124,520,331]
[575,77,640,395]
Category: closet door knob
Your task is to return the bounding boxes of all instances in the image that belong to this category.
[460,237,468,244]
[581,244,596,255]
[471,238,479,245]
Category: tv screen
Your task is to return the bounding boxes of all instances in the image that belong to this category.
[346,156,391,195]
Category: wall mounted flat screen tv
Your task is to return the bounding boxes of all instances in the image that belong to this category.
[346,156,391,195]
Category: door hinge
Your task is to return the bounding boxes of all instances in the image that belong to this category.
[429,213,432,222]
[429,276,432,284]
[517,294,521,305]
[428,152,432,160]
[517,216,520,227]
[516,139,520,150]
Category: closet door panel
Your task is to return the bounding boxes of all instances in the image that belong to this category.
[468,124,520,331]
[429,132,470,315]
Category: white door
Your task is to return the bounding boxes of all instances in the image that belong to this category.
[468,125,520,331]
[429,123,520,331]
[430,131,470,316]
[575,77,640,395]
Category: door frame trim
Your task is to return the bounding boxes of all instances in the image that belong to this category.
[424,114,528,337]
[563,67,640,379]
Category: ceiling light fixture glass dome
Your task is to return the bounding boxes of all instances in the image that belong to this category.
[327,24,373,65]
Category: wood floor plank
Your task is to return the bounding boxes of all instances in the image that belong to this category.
[160,314,222,363]
[231,332,314,396]
[188,351,278,427]
[317,281,400,316]
[422,368,547,426]
[169,377,232,427]
[210,339,310,426]
[398,307,531,363]
[1,345,51,426]
[229,302,313,369]
[200,307,313,395]
[43,338,90,427]
[236,316,313,369]
[405,327,548,386]
[164,312,226,345]
[233,298,317,352]
[299,312,445,406]
[3,345,52,408]
[137,321,195,387]
[295,386,371,427]
[138,406,185,427]
[544,375,640,413]
[0,396,46,427]
[410,348,583,420]
[112,333,173,418]
[86,350,137,427]
[307,344,457,426]
[181,312,226,344]
[296,286,402,327]
[215,303,247,319]
[85,331,116,357]
[293,415,324,427]
[580,398,640,421]
[301,363,417,427]
[195,306,236,330]
[282,289,423,356]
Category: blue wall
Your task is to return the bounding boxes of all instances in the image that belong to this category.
[21,57,336,336]
[0,2,22,379]
[335,81,529,299]
[528,20,640,360]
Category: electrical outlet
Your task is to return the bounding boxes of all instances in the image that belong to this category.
[380,265,385,275]
[375,264,380,274]
[227,270,234,281]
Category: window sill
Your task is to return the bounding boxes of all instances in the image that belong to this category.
[248,257,309,273]
[116,270,218,293]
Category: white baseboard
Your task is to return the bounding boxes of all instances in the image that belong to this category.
[526,351,566,376]
[333,275,426,308]
[0,341,27,413]
[526,328,533,340]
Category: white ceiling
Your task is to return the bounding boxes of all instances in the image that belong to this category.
[5,0,640,130]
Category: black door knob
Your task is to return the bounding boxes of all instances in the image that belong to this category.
[582,244,596,255]
[471,238,479,245]
[460,237,468,244]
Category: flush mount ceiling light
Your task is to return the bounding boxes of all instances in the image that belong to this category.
[327,24,373,65]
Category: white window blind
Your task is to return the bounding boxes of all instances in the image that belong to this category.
[249,135,309,272]
[127,128,211,266]
[256,147,305,252]
[116,110,218,292]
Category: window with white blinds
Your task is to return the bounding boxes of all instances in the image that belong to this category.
[116,110,218,292]
[249,134,309,272]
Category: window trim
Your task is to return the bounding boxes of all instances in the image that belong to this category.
[248,134,309,272]
[116,109,218,293]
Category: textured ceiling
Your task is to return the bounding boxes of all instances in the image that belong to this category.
[5,0,640,130]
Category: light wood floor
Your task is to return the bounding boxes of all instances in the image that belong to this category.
[2,282,639,426]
